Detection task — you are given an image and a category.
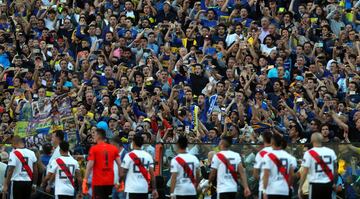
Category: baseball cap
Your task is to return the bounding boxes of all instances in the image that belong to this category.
[295,76,304,81]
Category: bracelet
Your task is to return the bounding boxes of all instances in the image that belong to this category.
[170,193,175,197]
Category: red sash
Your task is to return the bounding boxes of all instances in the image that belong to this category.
[216,153,238,183]
[175,156,197,187]
[56,158,75,187]
[267,153,290,187]
[129,152,151,187]
[308,150,334,181]
[13,151,33,180]
[259,150,268,158]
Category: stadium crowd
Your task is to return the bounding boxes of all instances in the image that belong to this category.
[0,0,359,198]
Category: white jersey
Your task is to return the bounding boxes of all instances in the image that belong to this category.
[211,150,241,193]
[121,149,154,193]
[170,153,200,196]
[8,148,37,182]
[302,147,337,183]
[47,146,71,173]
[48,156,79,196]
[253,146,273,191]
[262,149,297,196]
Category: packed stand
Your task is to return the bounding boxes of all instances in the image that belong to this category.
[0,0,359,198]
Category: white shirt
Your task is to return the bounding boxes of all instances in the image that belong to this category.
[170,153,200,196]
[211,150,241,193]
[260,44,277,56]
[48,156,79,196]
[0,162,7,191]
[8,148,37,182]
[302,147,337,183]
[121,150,154,193]
[47,146,71,173]
[253,146,273,191]
[262,149,297,196]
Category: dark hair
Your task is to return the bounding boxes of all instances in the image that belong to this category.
[133,133,144,147]
[222,136,233,148]
[96,128,107,139]
[177,136,188,149]
[54,130,64,141]
[272,133,283,147]
[59,141,69,152]
[111,136,123,146]
[42,143,52,155]
[262,130,272,144]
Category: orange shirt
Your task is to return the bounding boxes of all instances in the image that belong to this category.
[88,142,120,186]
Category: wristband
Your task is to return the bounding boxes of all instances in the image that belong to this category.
[32,184,37,189]
[170,193,175,197]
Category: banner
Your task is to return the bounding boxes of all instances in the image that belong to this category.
[14,121,29,138]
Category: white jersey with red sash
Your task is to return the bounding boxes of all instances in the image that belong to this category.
[211,150,241,193]
[253,146,273,192]
[121,149,154,193]
[302,147,337,183]
[170,153,200,195]
[8,148,37,182]
[48,156,79,196]
[262,149,297,196]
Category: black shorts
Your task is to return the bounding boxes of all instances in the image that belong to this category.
[93,185,113,199]
[127,193,148,199]
[57,195,74,199]
[176,195,197,199]
[10,181,32,199]
[218,192,236,199]
[309,182,333,199]
[267,195,290,199]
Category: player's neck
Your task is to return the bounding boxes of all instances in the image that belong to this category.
[178,149,186,154]
[264,143,271,147]
[133,146,141,150]
[272,146,281,150]
[313,143,322,147]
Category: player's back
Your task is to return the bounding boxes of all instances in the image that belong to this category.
[88,142,119,186]
[122,149,154,193]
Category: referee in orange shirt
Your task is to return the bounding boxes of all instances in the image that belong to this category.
[83,129,121,199]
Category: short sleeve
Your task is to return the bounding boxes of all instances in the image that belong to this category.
[32,151,37,163]
[114,147,120,159]
[75,160,80,171]
[253,153,262,169]
[170,158,178,173]
[332,151,337,163]
[88,147,95,161]
[121,154,131,169]
[210,154,220,170]
[262,155,271,170]
[148,154,154,168]
[48,159,57,174]
[291,157,297,170]
[194,157,200,170]
[301,151,311,168]
[8,152,16,166]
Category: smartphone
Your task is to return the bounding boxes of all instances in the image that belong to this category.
[47,44,54,49]
[318,42,324,48]
[185,126,190,134]
[350,91,356,95]
[278,7,285,13]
